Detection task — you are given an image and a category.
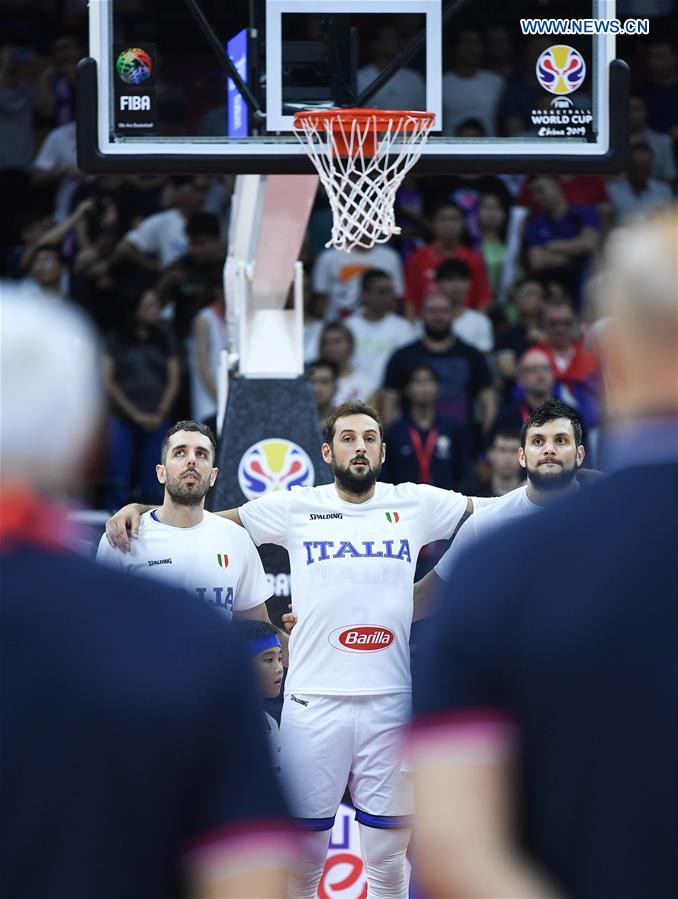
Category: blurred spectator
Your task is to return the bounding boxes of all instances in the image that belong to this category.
[638,38,678,139]
[382,292,496,436]
[0,44,40,263]
[346,269,416,392]
[306,359,338,432]
[485,25,514,79]
[433,259,493,353]
[0,44,38,172]
[494,279,546,385]
[32,118,78,223]
[102,282,180,508]
[311,240,404,322]
[419,170,515,255]
[303,268,325,362]
[476,192,522,301]
[6,198,93,279]
[442,28,504,136]
[393,175,430,260]
[116,175,210,273]
[25,243,70,300]
[461,430,524,498]
[319,322,375,405]
[524,174,601,306]
[535,299,600,432]
[488,347,557,444]
[405,202,492,315]
[516,173,612,218]
[71,174,166,240]
[70,197,119,321]
[608,142,674,222]
[357,23,426,110]
[187,274,227,429]
[36,34,80,127]
[381,365,468,490]
[161,211,226,341]
[497,36,550,136]
[628,94,677,183]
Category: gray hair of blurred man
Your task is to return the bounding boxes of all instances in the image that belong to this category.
[0,284,102,490]
[596,208,678,419]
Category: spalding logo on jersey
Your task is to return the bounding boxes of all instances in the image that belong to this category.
[238,438,314,500]
[329,625,395,652]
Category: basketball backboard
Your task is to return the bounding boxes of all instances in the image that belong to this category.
[78,0,628,175]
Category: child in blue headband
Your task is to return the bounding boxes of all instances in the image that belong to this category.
[235,619,283,775]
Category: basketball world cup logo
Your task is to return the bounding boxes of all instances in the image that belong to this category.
[536,45,586,95]
[116,48,152,86]
[238,439,315,500]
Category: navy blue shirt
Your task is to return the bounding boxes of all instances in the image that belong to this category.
[384,338,491,426]
[413,461,678,899]
[0,546,291,899]
[381,415,468,490]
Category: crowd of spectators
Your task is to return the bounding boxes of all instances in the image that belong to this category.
[2,12,676,511]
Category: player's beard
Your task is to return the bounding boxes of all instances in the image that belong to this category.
[527,458,578,492]
[165,471,211,506]
[331,454,381,496]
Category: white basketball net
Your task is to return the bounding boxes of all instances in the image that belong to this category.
[293,110,435,252]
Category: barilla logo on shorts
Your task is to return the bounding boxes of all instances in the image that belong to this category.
[329,625,395,653]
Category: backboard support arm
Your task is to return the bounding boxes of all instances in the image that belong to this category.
[183,0,265,121]
[356,0,469,107]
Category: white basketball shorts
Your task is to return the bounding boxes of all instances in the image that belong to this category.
[280,692,413,829]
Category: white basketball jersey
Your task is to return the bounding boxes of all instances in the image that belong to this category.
[239,482,467,695]
[96,510,270,617]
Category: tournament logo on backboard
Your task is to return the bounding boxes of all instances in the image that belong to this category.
[536,45,586,95]
[238,438,314,500]
[116,48,153,85]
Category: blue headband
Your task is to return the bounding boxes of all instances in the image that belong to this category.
[248,634,282,657]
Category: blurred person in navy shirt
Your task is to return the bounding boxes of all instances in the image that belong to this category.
[410,209,678,899]
[0,287,295,899]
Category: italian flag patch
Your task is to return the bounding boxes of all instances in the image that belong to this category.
[385,512,400,523]
[217,553,229,568]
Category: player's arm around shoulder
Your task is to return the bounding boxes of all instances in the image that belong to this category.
[214,507,244,526]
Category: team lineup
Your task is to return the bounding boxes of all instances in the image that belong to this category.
[103,396,587,899]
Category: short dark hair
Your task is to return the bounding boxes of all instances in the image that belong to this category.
[161,420,217,464]
[406,364,440,385]
[360,268,392,293]
[187,211,220,239]
[33,243,67,265]
[520,400,583,448]
[325,401,384,445]
[492,429,521,445]
[320,322,355,354]
[436,258,471,282]
[234,619,280,645]
[307,358,338,379]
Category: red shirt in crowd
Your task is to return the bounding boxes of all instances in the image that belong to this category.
[517,175,610,213]
[405,243,492,313]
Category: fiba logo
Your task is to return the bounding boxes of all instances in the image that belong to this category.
[116,48,152,85]
[238,438,314,500]
[536,45,586,95]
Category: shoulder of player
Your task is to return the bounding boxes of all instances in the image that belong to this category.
[472,485,530,531]
[381,481,463,506]
[202,509,257,540]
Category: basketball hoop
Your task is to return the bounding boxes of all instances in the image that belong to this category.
[293,108,435,252]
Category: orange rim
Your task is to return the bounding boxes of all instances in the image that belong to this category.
[293,108,434,157]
